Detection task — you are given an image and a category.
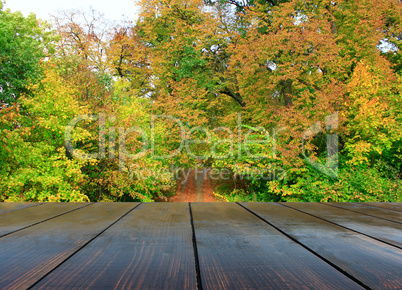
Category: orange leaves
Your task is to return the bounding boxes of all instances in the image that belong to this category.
[52,9,111,74]
[108,26,151,82]
[226,1,346,168]
[0,104,20,127]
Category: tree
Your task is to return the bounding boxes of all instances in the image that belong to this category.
[2,0,401,203]
[0,62,92,202]
[50,9,114,106]
[0,3,54,104]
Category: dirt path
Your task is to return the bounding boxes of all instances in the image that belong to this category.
[169,169,216,202]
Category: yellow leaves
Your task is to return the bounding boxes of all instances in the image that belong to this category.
[347,62,380,97]
[345,140,371,166]
[268,180,283,195]
[23,63,88,121]
[213,192,229,202]
[344,61,398,164]
[47,191,90,202]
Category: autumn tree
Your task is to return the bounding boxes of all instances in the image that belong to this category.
[2,0,401,202]
[50,9,114,106]
[0,62,92,202]
[212,0,402,201]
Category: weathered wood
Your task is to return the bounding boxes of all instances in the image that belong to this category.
[366,202,402,212]
[243,202,402,289]
[0,203,41,215]
[32,203,197,290]
[0,203,89,237]
[284,202,402,248]
[326,202,402,223]
[0,203,136,289]
[191,203,362,290]
[1,202,401,289]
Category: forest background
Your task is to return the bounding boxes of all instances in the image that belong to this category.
[1,0,401,202]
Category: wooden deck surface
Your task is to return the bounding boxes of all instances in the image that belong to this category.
[0,202,401,289]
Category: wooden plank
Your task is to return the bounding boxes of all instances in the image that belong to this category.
[326,202,402,223]
[32,203,197,290]
[243,202,402,289]
[285,202,402,249]
[0,203,41,215]
[0,203,137,290]
[0,203,89,237]
[366,202,402,212]
[191,203,362,290]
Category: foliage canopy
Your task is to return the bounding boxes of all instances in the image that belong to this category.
[1,0,401,202]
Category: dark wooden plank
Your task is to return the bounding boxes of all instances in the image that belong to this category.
[285,202,402,248]
[0,203,137,289]
[326,202,402,223]
[366,202,402,212]
[32,203,197,290]
[0,203,89,237]
[191,202,362,290]
[243,202,402,289]
[0,203,41,215]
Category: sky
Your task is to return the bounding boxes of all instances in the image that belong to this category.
[3,0,398,53]
[3,0,140,22]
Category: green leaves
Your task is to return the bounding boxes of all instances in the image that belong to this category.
[0,7,54,104]
[1,1,401,202]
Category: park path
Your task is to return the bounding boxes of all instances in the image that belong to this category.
[169,169,216,202]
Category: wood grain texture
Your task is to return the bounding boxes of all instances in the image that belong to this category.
[243,202,402,289]
[191,202,362,290]
[284,202,402,248]
[366,202,402,212]
[0,203,89,237]
[0,203,41,215]
[326,202,402,223]
[0,203,136,289]
[32,203,197,290]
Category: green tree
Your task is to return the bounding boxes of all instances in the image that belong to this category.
[0,63,92,202]
[0,2,54,104]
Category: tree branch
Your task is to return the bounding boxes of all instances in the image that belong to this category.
[221,87,245,107]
